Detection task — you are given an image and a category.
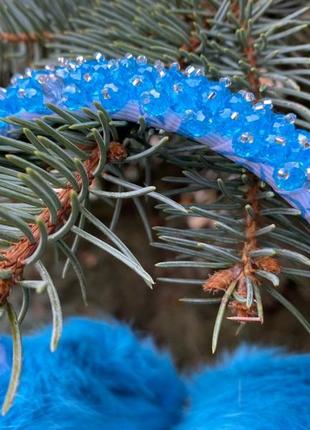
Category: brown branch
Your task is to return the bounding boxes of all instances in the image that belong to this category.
[202,3,282,323]
[0,141,127,304]
[0,32,54,44]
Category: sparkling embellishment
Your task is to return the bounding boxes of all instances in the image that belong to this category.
[219,77,232,88]
[232,132,260,159]
[0,54,308,196]
[274,163,306,191]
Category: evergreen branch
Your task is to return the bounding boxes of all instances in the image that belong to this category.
[1,302,22,416]
[46,0,309,127]
[155,137,310,341]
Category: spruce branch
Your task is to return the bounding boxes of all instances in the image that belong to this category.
[47,0,310,127]
[0,105,155,314]
[0,0,309,411]
[155,137,310,348]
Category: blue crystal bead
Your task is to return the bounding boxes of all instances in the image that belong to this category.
[228,93,253,115]
[106,56,136,84]
[297,130,310,150]
[169,80,198,113]
[295,130,310,166]
[77,61,108,97]
[62,82,88,110]
[1,53,310,196]
[273,162,306,191]
[14,77,44,113]
[0,88,7,117]
[232,131,260,159]
[272,114,296,139]
[159,63,184,86]
[181,110,212,137]
[140,89,169,117]
[40,74,64,107]
[129,67,156,97]
[99,82,128,113]
[200,81,231,115]
[261,134,290,165]
[0,89,11,132]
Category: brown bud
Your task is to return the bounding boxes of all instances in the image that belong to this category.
[203,265,241,293]
[255,256,281,274]
[107,142,128,163]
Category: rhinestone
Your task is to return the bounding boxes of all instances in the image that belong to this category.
[124,53,134,60]
[275,136,286,145]
[240,132,254,144]
[285,113,297,124]
[185,65,196,76]
[299,135,310,149]
[94,52,102,61]
[253,101,264,111]
[278,168,289,180]
[230,111,239,120]
[132,77,142,87]
[207,91,216,100]
[18,89,26,98]
[137,55,147,65]
[244,91,255,102]
[263,98,273,108]
[195,67,205,76]
[102,88,111,99]
[57,57,68,66]
[154,60,165,70]
[170,62,180,71]
[76,55,85,64]
[37,75,47,84]
[25,68,33,77]
[45,64,55,71]
[173,83,182,93]
[219,77,231,88]
[83,73,92,82]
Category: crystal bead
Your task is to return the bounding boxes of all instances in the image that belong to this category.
[285,113,297,124]
[261,133,290,165]
[99,83,128,113]
[293,131,310,167]
[140,89,169,117]
[14,77,44,112]
[200,81,230,114]
[41,75,64,106]
[137,55,148,65]
[219,77,232,88]
[298,131,310,149]
[63,83,87,110]
[232,132,260,159]
[273,162,306,191]
[0,88,7,116]
[169,80,198,113]
[240,90,255,103]
[181,110,212,137]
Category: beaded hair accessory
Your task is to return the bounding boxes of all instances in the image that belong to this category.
[0,54,309,221]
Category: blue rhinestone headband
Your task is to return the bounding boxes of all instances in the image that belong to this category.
[0,53,310,221]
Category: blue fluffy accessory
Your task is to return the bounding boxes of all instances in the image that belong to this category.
[0,54,310,221]
[1,318,310,429]
[0,318,185,429]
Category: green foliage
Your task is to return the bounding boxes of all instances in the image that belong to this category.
[49,0,310,128]
[0,0,94,80]
[0,0,310,413]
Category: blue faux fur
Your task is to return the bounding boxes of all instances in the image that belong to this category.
[175,346,310,430]
[1,318,310,430]
[0,318,186,430]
